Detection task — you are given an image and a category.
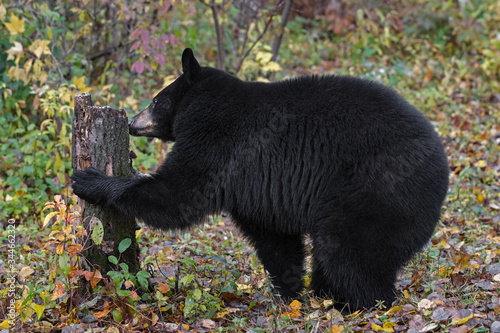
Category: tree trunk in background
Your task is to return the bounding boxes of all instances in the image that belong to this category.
[271,0,294,61]
[72,93,140,276]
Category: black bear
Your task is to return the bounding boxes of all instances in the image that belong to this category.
[72,48,449,311]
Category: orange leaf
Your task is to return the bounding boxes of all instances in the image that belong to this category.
[50,282,67,301]
[93,301,112,319]
[87,270,103,289]
[67,244,82,258]
[56,243,64,255]
[158,282,170,293]
[129,290,139,300]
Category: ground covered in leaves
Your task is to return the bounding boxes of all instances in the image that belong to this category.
[1,0,500,332]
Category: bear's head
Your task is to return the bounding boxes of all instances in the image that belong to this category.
[128,48,203,142]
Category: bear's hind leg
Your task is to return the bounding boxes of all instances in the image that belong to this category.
[310,232,398,312]
[239,226,305,299]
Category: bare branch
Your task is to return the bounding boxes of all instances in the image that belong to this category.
[271,0,294,61]
[210,0,226,70]
[234,13,274,75]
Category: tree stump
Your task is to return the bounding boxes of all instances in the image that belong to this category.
[72,93,140,274]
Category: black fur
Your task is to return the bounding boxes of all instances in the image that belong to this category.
[72,48,449,311]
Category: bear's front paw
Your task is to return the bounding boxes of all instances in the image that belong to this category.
[71,167,109,205]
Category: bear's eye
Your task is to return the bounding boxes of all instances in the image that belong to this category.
[153,98,158,104]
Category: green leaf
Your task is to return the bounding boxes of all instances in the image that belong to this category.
[112,309,123,322]
[108,255,118,265]
[138,277,148,289]
[118,238,132,253]
[90,218,104,245]
[136,270,150,278]
[58,252,70,275]
[193,288,202,301]
[231,269,240,279]
[119,263,129,273]
[178,257,196,267]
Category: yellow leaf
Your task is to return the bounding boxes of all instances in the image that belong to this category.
[0,320,10,329]
[73,76,89,92]
[28,39,51,58]
[106,326,120,333]
[19,266,35,278]
[62,225,72,236]
[474,160,487,168]
[4,14,25,35]
[385,306,402,314]
[256,51,272,64]
[47,26,52,40]
[451,313,473,326]
[24,58,33,74]
[304,276,311,288]
[237,283,252,291]
[403,290,410,298]
[477,194,485,203]
[182,324,189,330]
[262,61,282,72]
[330,325,344,333]
[372,323,384,331]
[383,321,396,332]
[43,211,58,227]
[7,66,28,83]
[31,303,45,320]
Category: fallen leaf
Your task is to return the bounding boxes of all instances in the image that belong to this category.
[451,313,473,326]
[420,323,438,332]
[451,272,466,287]
[19,266,35,278]
[385,305,402,314]
[330,325,344,333]
[309,298,321,309]
[432,308,451,322]
[409,315,426,331]
[151,313,159,326]
[30,321,53,332]
[418,299,435,310]
[200,319,216,329]
[31,303,45,320]
[449,325,469,333]
[50,282,67,301]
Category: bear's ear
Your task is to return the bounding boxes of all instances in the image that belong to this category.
[181,48,201,82]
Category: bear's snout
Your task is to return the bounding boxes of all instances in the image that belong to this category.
[128,106,156,137]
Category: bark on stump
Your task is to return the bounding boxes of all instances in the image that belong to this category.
[72,93,140,275]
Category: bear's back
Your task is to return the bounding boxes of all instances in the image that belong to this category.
[214,75,448,232]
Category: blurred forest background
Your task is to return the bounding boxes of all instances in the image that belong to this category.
[0,0,499,332]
